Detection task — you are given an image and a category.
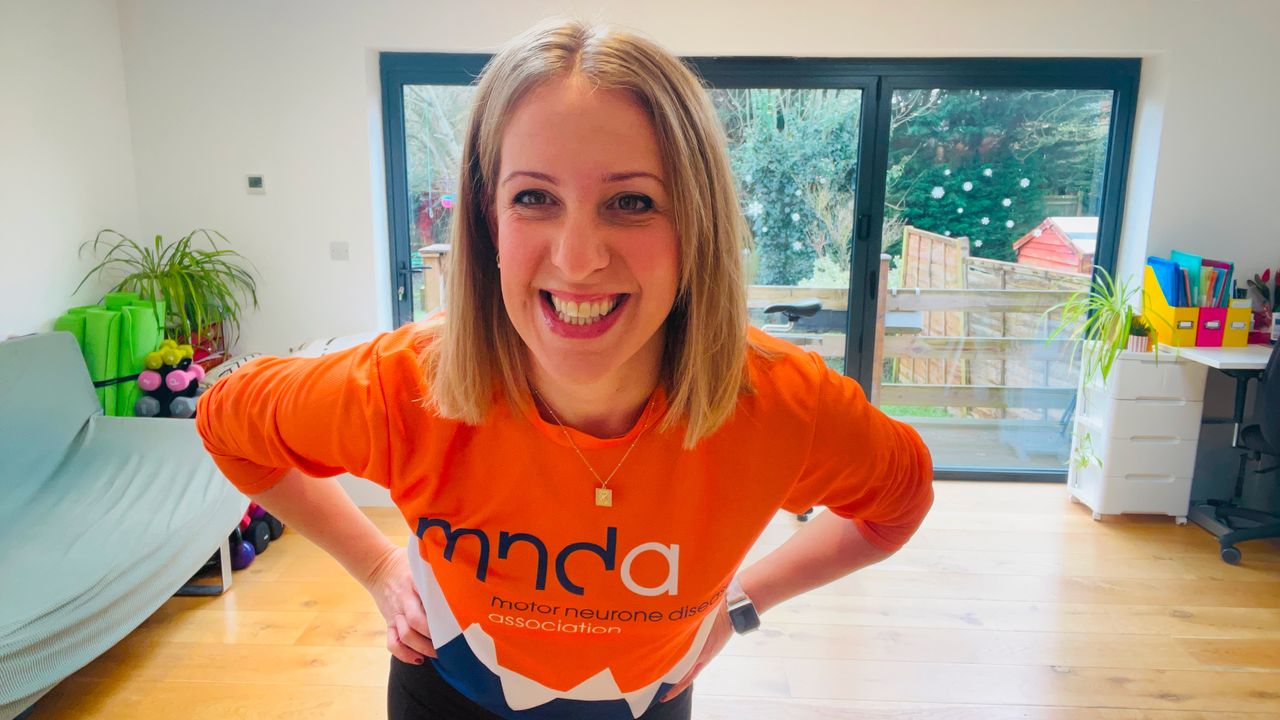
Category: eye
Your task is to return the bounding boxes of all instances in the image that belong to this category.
[513,189,552,207]
[613,193,655,212]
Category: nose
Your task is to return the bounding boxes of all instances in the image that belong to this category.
[550,208,609,281]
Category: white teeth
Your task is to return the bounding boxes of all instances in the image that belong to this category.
[548,293,620,325]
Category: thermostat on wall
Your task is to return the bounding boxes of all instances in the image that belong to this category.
[246,174,265,194]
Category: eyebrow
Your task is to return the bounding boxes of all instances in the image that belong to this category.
[499,170,665,186]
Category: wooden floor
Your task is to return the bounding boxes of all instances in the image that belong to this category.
[31,482,1280,719]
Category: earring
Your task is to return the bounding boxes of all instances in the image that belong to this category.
[496,253,501,269]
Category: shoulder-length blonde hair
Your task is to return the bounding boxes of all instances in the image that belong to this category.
[417,18,754,448]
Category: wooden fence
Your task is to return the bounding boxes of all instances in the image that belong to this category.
[748,225,1089,420]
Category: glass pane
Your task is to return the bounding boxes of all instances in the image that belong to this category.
[877,88,1114,472]
[709,88,863,375]
[403,85,475,321]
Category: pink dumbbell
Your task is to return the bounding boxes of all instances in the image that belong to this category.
[166,369,192,392]
[138,370,163,392]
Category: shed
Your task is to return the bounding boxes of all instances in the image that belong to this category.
[1012,216,1097,274]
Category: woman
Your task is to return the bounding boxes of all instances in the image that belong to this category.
[196,18,933,720]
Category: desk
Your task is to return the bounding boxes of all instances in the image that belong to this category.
[1175,343,1274,562]
[1175,345,1273,371]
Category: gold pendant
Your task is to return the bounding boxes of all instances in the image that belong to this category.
[595,488,613,507]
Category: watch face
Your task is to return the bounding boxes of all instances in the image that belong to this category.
[728,601,761,634]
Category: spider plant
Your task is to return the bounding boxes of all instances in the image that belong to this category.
[1045,266,1153,388]
[73,229,259,352]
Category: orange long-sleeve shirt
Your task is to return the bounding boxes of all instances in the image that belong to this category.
[195,323,933,719]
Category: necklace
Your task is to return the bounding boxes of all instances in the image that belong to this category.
[531,387,657,508]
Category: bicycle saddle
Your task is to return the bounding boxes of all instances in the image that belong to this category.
[763,299,823,318]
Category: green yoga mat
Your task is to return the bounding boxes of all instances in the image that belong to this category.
[83,308,121,414]
[116,302,165,416]
[55,298,167,416]
[104,291,139,311]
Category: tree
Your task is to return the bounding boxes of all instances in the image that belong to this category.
[712,89,860,286]
[884,89,1110,262]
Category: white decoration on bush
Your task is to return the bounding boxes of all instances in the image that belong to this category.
[983,168,993,177]
[791,212,800,222]
[956,207,965,214]
[791,241,803,251]
[975,239,984,247]
[980,217,990,225]
[943,169,952,176]
[1006,220,1015,228]
[962,181,974,192]
[931,186,945,199]
[1020,178,1031,188]
[1002,198,1012,207]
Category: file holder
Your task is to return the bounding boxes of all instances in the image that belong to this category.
[1143,265,1198,347]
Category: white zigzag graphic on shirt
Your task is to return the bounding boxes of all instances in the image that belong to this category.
[405,536,715,718]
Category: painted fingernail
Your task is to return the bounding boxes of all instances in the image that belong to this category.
[415,657,425,665]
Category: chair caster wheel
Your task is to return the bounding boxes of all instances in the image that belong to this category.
[1092,511,1102,521]
[1221,546,1241,565]
[1175,516,1187,526]
[797,513,809,522]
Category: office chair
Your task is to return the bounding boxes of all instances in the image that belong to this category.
[1206,340,1280,564]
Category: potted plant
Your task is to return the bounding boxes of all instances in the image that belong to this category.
[1045,267,1154,389]
[1247,266,1279,344]
[74,229,259,365]
[1127,314,1152,353]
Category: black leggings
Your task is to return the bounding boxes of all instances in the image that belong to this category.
[387,656,694,720]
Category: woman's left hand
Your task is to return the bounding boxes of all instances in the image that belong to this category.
[659,599,734,702]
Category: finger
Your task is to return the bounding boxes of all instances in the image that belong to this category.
[395,613,438,658]
[386,624,426,665]
[401,591,434,644]
[660,663,701,702]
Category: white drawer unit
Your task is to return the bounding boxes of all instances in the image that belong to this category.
[1067,350,1209,523]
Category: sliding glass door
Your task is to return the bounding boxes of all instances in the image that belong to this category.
[382,55,1139,481]
[875,85,1125,475]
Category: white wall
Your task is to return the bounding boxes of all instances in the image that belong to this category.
[0,0,139,338]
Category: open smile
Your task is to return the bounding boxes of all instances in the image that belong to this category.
[538,290,630,339]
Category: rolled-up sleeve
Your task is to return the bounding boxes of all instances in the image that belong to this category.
[781,354,935,552]
[194,337,392,495]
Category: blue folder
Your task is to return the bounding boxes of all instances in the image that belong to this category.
[1147,256,1183,306]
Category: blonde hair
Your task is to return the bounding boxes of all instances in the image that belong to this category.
[417,18,754,448]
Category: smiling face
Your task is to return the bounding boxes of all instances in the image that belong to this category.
[493,76,680,391]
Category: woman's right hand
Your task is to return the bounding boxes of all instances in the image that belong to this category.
[362,543,437,665]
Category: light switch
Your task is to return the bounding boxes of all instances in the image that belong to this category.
[330,242,350,261]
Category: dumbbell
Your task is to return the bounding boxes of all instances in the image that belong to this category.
[135,395,161,417]
[245,518,270,555]
[170,396,197,418]
[263,512,285,540]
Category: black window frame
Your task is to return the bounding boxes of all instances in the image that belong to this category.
[380,53,1140,483]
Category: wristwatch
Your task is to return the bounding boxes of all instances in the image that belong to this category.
[726,576,761,634]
